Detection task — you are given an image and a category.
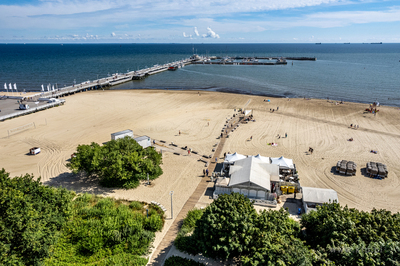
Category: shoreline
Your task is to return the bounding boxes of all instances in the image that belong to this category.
[111,87,400,108]
[3,85,400,108]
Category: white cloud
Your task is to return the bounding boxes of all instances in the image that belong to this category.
[194,27,199,36]
[183,32,192,38]
[202,27,220,38]
[0,0,399,42]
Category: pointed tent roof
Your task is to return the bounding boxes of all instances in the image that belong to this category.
[270,156,294,169]
[228,157,279,190]
[252,154,270,164]
[224,152,246,164]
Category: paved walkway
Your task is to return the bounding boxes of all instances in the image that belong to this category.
[149,114,243,265]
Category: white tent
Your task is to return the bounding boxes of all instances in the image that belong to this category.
[252,154,270,164]
[271,156,294,169]
[224,152,246,164]
[228,157,280,189]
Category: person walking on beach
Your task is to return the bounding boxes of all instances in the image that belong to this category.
[215,157,218,163]
[206,169,209,176]
[203,169,206,177]
[179,130,181,136]
[285,133,287,138]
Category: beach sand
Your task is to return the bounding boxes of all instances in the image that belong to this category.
[1,89,399,262]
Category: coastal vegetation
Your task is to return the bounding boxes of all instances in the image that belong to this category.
[0,169,164,265]
[175,193,400,265]
[67,136,163,189]
[164,256,205,266]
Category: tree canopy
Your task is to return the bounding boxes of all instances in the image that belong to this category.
[177,193,313,265]
[0,169,164,265]
[176,193,400,265]
[67,136,163,189]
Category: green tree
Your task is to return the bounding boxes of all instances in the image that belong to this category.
[67,137,163,188]
[0,169,74,265]
[192,193,258,260]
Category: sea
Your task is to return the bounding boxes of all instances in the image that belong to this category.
[1,43,399,107]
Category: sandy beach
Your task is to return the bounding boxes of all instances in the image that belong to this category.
[1,89,400,262]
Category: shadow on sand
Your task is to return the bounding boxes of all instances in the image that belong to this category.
[43,172,116,196]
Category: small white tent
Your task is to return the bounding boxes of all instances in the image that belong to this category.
[271,156,294,169]
[252,154,270,164]
[224,152,246,164]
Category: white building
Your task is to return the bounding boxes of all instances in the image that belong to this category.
[134,135,152,149]
[302,187,339,213]
[214,156,280,206]
[111,129,134,140]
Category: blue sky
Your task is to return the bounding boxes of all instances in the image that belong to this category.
[1,0,399,43]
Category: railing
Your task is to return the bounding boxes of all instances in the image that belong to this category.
[0,100,65,122]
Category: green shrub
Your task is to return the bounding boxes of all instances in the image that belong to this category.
[174,209,204,255]
[164,256,205,266]
[145,214,163,232]
[0,169,165,265]
[130,201,143,210]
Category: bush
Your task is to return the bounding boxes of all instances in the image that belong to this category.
[164,256,205,266]
[145,214,163,232]
[130,201,143,210]
[0,169,74,266]
[175,209,204,255]
[0,169,164,266]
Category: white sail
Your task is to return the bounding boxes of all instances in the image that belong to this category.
[41,84,44,91]
[4,83,6,91]
[9,83,12,91]
[52,85,55,91]
[13,83,17,92]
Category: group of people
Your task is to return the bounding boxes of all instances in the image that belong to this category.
[203,168,209,177]
[276,133,288,139]
[350,124,359,129]
[308,147,314,154]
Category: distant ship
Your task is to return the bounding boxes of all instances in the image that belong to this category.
[315,43,322,45]
[344,43,350,44]
[371,42,382,44]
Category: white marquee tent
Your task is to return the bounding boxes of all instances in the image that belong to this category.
[270,156,294,169]
[224,152,246,164]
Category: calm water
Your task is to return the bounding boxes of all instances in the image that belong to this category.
[1,43,399,106]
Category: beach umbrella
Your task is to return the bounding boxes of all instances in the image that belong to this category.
[13,83,17,92]
[41,84,44,92]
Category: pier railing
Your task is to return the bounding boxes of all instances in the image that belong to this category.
[0,100,65,122]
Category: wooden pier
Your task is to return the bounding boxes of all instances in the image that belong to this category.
[2,53,317,116]
[29,58,193,100]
